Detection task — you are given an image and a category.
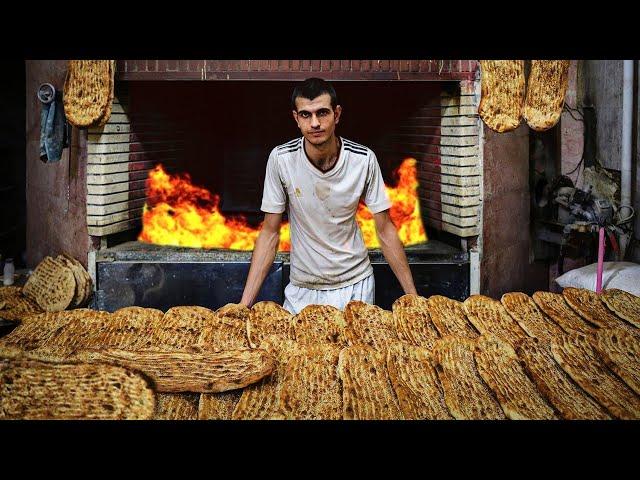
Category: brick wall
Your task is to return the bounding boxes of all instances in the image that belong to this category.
[116,60,479,81]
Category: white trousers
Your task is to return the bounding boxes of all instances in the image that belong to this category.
[282,273,375,315]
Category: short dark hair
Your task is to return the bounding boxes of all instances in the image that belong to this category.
[291,77,338,111]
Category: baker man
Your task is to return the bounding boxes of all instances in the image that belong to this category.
[240,77,417,314]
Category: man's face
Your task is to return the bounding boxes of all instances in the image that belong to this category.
[293,93,342,147]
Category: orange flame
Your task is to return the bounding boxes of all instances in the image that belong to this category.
[139,158,426,251]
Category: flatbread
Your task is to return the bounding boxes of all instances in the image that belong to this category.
[501,292,565,342]
[600,289,640,329]
[72,347,276,393]
[154,393,199,420]
[551,332,640,419]
[427,295,478,339]
[198,303,249,352]
[391,294,441,349]
[386,341,452,419]
[516,337,610,419]
[279,343,343,420]
[247,301,294,349]
[338,344,403,420]
[479,60,525,133]
[562,287,637,334]
[592,328,640,396]
[232,337,302,420]
[523,60,571,131]
[198,391,242,420]
[344,301,399,350]
[474,334,557,420]
[291,304,347,346]
[431,336,505,420]
[532,291,596,333]
[0,358,155,419]
[463,295,528,346]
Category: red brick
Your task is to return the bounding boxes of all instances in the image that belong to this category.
[418,60,428,72]
[321,60,330,71]
[311,60,321,71]
[352,60,361,71]
[178,60,189,71]
[380,60,390,71]
[240,60,250,71]
[341,60,350,71]
[147,60,158,72]
[330,60,340,70]
[301,60,310,71]
[279,60,290,71]
[361,60,370,71]
[389,60,399,71]
[371,60,381,72]
[291,60,300,71]
[410,60,420,72]
[166,60,178,71]
[208,60,221,72]
[399,61,409,72]
[269,60,278,71]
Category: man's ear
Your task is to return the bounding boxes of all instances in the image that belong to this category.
[334,105,342,124]
[292,110,300,128]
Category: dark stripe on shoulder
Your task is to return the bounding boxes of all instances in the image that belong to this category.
[343,139,368,152]
[277,138,301,150]
[280,145,302,154]
[344,147,368,156]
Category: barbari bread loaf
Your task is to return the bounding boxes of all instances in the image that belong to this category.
[524,60,570,131]
[479,60,525,133]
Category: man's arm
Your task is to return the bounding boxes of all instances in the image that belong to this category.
[240,212,282,307]
[373,209,417,295]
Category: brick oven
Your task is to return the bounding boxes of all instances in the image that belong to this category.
[29,60,489,311]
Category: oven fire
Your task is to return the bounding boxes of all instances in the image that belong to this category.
[139,158,427,251]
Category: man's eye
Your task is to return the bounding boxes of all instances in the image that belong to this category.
[300,112,310,118]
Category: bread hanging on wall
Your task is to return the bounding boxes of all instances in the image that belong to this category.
[523,60,571,131]
[63,60,114,128]
[478,60,526,133]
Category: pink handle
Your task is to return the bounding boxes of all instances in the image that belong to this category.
[596,227,605,293]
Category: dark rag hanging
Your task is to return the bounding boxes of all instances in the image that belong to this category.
[39,96,69,163]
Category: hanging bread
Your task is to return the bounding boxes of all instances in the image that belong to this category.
[63,60,114,128]
[478,60,526,133]
[524,60,571,131]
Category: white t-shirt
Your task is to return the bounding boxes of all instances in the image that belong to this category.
[261,136,391,289]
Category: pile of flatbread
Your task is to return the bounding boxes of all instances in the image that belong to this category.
[0,254,93,321]
[1,287,638,420]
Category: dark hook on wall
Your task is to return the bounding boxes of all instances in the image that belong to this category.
[37,83,63,104]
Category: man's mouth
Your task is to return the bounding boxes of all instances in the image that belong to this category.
[310,131,324,136]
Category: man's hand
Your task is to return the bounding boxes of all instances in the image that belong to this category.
[373,209,418,295]
[240,212,282,307]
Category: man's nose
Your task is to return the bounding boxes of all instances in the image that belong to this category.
[311,114,321,128]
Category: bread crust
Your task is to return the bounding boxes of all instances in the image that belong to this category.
[523,60,570,131]
[516,337,610,419]
[478,60,525,133]
[551,332,640,419]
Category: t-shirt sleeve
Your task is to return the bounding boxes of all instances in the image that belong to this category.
[363,152,392,214]
[260,149,287,214]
